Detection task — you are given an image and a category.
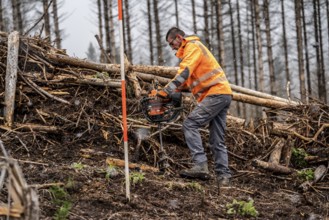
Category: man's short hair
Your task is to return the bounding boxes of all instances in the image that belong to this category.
[166,27,185,42]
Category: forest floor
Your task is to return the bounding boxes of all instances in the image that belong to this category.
[1,86,328,220]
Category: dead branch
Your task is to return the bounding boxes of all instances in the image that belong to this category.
[106,157,159,172]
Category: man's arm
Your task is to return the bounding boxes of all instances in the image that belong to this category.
[163,43,202,97]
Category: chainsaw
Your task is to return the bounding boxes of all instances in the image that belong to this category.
[140,92,182,123]
[140,85,183,172]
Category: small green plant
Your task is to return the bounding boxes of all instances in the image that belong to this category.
[292,147,309,168]
[297,169,314,181]
[129,172,145,185]
[65,178,76,190]
[186,181,203,192]
[105,164,119,180]
[54,201,72,220]
[49,186,72,220]
[226,199,259,218]
[71,162,85,170]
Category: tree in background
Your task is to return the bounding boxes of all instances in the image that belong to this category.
[86,42,97,62]
[42,0,51,42]
[0,0,5,31]
[11,0,23,33]
[153,0,164,65]
[52,0,61,49]
[295,0,306,102]
[124,0,132,63]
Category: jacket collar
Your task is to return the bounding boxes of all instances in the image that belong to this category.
[176,35,200,58]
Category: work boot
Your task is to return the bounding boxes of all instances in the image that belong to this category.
[179,162,210,180]
[217,175,230,186]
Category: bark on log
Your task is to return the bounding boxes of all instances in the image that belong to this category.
[132,65,177,78]
[230,84,298,105]
[15,123,59,132]
[75,78,121,87]
[233,93,292,109]
[135,71,171,85]
[46,53,121,73]
[281,136,293,166]
[0,207,21,218]
[268,139,284,164]
[252,159,294,174]
[4,31,19,127]
[128,72,142,98]
[35,75,122,88]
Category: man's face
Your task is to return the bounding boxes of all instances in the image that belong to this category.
[167,35,181,50]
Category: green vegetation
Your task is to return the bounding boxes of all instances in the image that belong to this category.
[226,199,259,218]
[129,172,145,185]
[297,169,314,181]
[292,147,309,168]
[186,181,204,192]
[105,164,119,180]
[71,162,85,170]
[49,186,72,220]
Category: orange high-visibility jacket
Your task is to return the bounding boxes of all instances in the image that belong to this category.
[164,35,232,102]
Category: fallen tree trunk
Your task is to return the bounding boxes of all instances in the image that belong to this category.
[135,72,294,109]
[232,93,293,109]
[230,84,298,105]
[252,159,294,174]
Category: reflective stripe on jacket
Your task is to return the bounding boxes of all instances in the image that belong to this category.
[164,35,232,102]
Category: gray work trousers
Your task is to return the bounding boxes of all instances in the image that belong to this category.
[183,94,232,176]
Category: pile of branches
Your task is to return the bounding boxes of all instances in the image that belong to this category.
[0,31,328,198]
[0,30,328,219]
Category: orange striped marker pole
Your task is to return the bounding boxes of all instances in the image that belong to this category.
[118,0,130,200]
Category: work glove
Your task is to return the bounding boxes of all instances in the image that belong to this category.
[171,92,182,107]
[149,89,169,98]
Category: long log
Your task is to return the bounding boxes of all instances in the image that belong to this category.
[132,65,177,78]
[46,53,121,73]
[135,72,293,109]
[232,93,292,109]
[134,68,296,105]
[135,71,171,85]
[45,53,298,108]
[230,84,299,105]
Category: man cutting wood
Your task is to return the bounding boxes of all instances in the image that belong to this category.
[150,27,233,185]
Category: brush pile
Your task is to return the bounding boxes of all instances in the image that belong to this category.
[0,31,328,219]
